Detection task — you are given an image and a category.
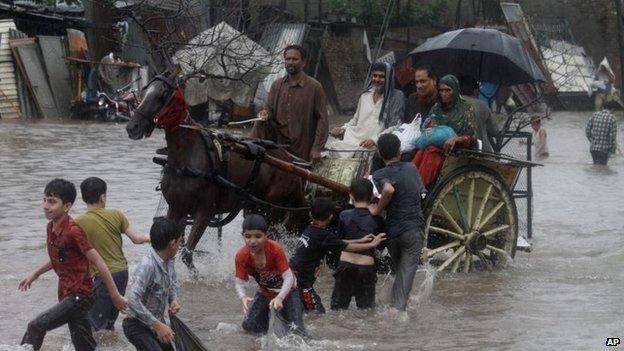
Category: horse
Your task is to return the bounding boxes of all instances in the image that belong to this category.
[125,70,308,270]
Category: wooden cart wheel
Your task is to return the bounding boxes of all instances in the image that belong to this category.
[423,165,518,273]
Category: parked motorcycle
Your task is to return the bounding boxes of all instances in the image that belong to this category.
[97,88,140,122]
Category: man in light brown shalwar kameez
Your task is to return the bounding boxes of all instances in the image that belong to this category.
[252,45,328,162]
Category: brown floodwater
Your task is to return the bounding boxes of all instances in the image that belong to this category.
[1,112,623,350]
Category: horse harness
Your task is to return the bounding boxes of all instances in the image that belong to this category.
[153,123,309,228]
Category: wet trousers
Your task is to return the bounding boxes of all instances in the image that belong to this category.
[122,318,174,351]
[89,269,128,331]
[386,229,423,311]
[242,291,306,338]
[590,150,610,165]
[330,261,377,310]
[299,286,325,314]
[295,270,325,314]
[21,294,95,351]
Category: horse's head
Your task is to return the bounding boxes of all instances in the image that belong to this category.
[126,67,181,140]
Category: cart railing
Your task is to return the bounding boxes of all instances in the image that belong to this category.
[499,131,534,239]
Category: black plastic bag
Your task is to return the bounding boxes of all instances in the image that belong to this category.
[170,314,208,351]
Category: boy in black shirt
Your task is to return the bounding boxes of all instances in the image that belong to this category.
[331,179,384,310]
[290,197,385,314]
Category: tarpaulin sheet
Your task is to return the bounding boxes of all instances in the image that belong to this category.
[175,22,272,107]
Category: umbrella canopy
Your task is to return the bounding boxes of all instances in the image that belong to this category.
[409,28,546,86]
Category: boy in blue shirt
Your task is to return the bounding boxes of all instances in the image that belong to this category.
[331,178,385,310]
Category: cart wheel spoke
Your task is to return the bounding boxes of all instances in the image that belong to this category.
[451,252,464,273]
[437,246,466,272]
[477,251,493,271]
[473,183,493,229]
[463,253,472,273]
[429,225,464,241]
[427,240,461,257]
[437,203,465,235]
[477,201,506,231]
[453,186,469,231]
[486,244,508,256]
[466,178,475,228]
[482,224,510,237]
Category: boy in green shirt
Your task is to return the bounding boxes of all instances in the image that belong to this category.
[76,177,150,331]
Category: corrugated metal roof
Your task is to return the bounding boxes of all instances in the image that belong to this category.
[254,23,308,105]
[541,40,594,93]
[0,19,20,118]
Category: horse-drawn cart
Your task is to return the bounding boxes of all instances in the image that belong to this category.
[126,27,546,272]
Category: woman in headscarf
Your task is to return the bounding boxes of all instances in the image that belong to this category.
[327,61,404,159]
[412,74,477,188]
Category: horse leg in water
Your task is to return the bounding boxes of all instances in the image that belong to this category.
[180,208,212,272]
[165,207,186,240]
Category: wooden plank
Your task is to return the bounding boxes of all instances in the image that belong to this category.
[10,42,43,118]
[38,36,72,117]
[15,44,60,118]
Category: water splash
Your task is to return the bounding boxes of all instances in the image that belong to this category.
[410,261,437,307]
[215,322,241,334]
[262,309,311,350]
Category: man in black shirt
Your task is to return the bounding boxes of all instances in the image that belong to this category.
[403,66,438,125]
[371,134,426,314]
[290,197,385,314]
[331,179,385,310]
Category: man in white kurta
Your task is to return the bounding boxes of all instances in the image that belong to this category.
[326,91,384,158]
[326,62,404,158]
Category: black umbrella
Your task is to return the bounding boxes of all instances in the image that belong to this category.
[409,28,546,86]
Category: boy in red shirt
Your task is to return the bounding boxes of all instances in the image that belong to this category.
[18,179,127,351]
[234,214,305,337]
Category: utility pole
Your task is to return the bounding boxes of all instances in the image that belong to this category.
[615,0,624,88]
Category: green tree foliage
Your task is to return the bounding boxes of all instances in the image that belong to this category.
[328,0,449,27]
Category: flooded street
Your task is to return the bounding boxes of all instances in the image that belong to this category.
[1,111,623,350]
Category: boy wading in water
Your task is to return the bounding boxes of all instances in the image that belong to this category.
[331,179,385,310]
[235,215,305,337]
[19,179,127,351]
[76,177,150,331]
[123,217,181,351]
[290,197,385,313]
[371,134,426,315]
